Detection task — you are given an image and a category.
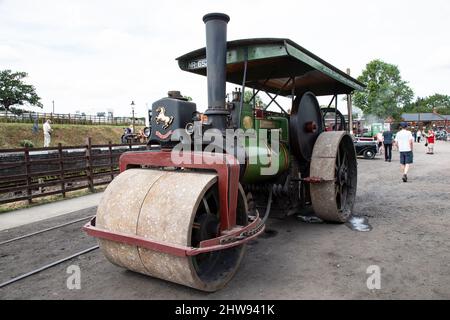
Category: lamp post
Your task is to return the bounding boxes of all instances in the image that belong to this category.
[346,68,353,135]
[131,101,135,133]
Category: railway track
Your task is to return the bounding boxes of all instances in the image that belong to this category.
[0,215,98,289]
[0,245,99,289]
[0,216,93,246]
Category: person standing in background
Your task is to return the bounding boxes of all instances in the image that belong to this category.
[43,119,53,147]
[394,122,414,182]
[425,129,435,154]
[417,128,422,143]
[383,129,394,162]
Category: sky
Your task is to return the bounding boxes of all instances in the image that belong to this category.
[1,0,449,118]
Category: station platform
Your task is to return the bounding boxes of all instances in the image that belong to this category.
[0,192,103,231]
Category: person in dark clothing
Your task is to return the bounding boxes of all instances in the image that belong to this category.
[383,129,394,162]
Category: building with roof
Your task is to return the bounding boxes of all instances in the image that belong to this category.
[400,113,449,130]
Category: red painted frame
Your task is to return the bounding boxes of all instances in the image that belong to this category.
[83,150,265,257]
[84,215,264,257]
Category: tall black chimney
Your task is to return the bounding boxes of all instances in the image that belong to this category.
[202,13,230,130]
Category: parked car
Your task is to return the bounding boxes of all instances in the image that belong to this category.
[354,139,378,159]
[436,130,448,141]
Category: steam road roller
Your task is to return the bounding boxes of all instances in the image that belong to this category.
[84,13,365,291]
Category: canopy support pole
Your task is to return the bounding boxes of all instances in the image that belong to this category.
[238,48,249,128]
[334,94,338,131]
[346,68,353,134]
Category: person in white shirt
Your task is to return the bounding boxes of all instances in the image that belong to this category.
[416,129,422,143]
[43,119,53,147]
[394,122,414,182]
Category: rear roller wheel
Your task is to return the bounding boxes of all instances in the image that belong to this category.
[96,169,248,292]
[310,131,357,222]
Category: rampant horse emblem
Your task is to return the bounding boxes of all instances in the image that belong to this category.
[155,106,174,130]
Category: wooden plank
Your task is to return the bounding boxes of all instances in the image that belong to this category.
[89,153,121,160]
[86,137,94,192]
[91,143,147,148]
[30,155,87,164]
[0,148,26,153]
[22,167,88,179]
[0,161,26,167]
[58,143,66,198]
[24,147,32,204]
[0,174,28,183]
[109,141,114,182]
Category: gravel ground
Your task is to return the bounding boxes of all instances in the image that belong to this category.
[0,140,449,300]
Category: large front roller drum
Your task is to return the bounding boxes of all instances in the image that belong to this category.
[310,131,357,222]
[96,169,248,292]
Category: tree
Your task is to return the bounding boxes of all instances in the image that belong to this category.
[404,94,450,115]
[353,60,414,120]
[0,70,43,113]
[244,90,265,107]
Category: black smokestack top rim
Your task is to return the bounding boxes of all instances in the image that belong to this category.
[203,12,230,23]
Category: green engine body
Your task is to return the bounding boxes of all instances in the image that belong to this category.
[235,101,291,184]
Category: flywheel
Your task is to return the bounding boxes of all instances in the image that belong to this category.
[290,92,325,163]
[310,131,357,222]
[96,168,248,292]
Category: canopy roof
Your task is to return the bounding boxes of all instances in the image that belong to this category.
[177,38,365,97]
[402,113,449,121]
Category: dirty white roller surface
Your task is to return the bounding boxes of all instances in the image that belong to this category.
[1,141,449,299]
[97,169,246,292]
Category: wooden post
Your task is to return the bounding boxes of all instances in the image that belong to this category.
[418,112,421,130]
[346,68,354,135]
[108,141,114,182]
[85,137,95,193]
[58,143,66,197]
[24,147,32,204]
